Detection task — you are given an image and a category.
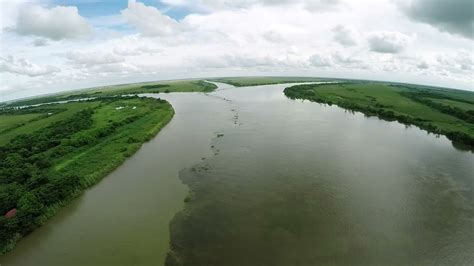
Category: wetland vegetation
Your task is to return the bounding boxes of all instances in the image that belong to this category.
[0,96,174,253]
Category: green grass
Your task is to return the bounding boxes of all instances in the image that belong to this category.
[0,96,174,254]
[0,102,101,145]
[428,98,474,112]
[0,113,41,133]
[284,82,474,148]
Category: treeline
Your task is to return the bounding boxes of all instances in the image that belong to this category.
[140,84,170,90]
[0,109,94,252]
[401,91,474,123]
[284,84,474,147]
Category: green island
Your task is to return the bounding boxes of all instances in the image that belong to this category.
[284,82,474,149]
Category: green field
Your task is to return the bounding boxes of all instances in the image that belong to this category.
[212,76,328,87]
[0,96,174,253]
[284,82,474,149]
[0,114,42,134]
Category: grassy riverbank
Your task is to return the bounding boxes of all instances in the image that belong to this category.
[0,96,174,254]
[284,82,474,149]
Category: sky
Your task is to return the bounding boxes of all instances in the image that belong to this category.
[0,0,473,101]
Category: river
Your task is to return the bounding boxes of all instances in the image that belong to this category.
[1,82,473,265]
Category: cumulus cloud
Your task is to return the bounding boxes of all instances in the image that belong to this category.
[436,50,473,71]
[309,54,332,67]
[32,38,49,47]
[66,51,125,66]
[160,0,340,12]
[9,5,90,40]
[113,46,162,56]
[332,51,369,69]
[0,56,60,77]
[193,53,291,69]
[417,61,429,69]
[400,0,473,39]
[121,0,182,36]
[92,63,139,74]
[263,30,285,43]
[332,25,357,46]
[367,31,411,53]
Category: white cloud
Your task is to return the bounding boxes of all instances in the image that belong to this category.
[309,54,332,67]
[8,5,91,40]
[113,46,162,56]
[2,0,474,101]
[160,0,341,12]
[121,0,182,36]
[32,38,49,47]
[92,62,139,74]
[66,51,125,66]
[417,61,429,69]
[332,25,357,46]
[332,51,363,65]
[436,50,473,71]
[367,31,411,53]
[0,55,60,77]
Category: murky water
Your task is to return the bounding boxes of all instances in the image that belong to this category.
[1,83,473,266]
[168,83,474,265]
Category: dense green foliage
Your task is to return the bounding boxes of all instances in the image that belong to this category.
[0,96,174,254]
[284,83,474,148]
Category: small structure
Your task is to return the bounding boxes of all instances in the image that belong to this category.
[4,208,17,219]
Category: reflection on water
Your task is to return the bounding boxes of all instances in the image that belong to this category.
[167,84,474,266]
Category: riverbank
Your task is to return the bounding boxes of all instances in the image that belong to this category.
[284,82,474,149]
[0,96,174,254]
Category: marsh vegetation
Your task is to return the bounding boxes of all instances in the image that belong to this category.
[0,96,174,253]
